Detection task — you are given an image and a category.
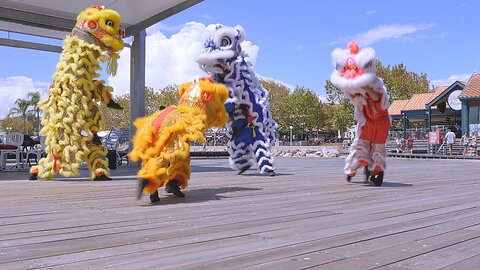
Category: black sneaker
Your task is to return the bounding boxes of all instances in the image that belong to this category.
[29,173,38,181]
[150,191,160,203]
[93,174,112,181]
[369,171,384,187]
[165,180,185,197]
[238,165,251,175]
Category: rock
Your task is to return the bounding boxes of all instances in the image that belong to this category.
[322,148,340,157]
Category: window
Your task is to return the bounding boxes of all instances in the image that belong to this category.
[469,105,480,124]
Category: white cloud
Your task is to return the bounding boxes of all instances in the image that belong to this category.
[201,14,214,21]
[364,10,378,16]
[332,23,435,46]
[430,73,471,87]
[258,75,295,91]
[318,94,328,104]
[294,45,303,51]
[440,31,449,38]
[146,22,184,35]
[0,76,49,119]
[108,22,260,96]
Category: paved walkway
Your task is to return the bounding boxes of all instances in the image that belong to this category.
[0,157,479,269]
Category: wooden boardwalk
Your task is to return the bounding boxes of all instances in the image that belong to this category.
[0,157,479,270]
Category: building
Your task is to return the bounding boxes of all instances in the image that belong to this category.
[388,73,480,137]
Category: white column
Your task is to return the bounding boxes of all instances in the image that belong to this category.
[129,29,146,151]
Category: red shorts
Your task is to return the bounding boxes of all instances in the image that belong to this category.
[359,117,390,144]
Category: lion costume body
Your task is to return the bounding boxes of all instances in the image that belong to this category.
[330,40,390,186]
[196,25,277,176]
[130,78,228,202]
[30,5,124,181]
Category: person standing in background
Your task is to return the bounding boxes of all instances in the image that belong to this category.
[445,129,456,156]
[470,133,477,156]
[461,132,469,156]
[406,135,413,154]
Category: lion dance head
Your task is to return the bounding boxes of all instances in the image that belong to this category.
[74,5,125,75]
[178,77,229,129]
[330,40,377,95]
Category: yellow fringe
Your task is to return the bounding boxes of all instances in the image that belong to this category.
[32,34,115,180]
[106,53,119,76]
[130,79,229,194]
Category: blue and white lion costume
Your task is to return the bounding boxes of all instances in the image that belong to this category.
[196,25,277,176]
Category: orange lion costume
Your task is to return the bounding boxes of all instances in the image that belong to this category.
[130,78,228,203]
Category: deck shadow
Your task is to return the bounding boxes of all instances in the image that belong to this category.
[143,186,262,205]
[190,164,235,173]
[347,181,413,188]
[380,182,413,187]
[236,169,293,178]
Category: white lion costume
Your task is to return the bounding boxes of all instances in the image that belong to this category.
[330,40,390,186]
[196,25,277,176]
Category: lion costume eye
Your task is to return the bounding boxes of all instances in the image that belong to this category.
[105,20,114,27]
[201,91,213,102]
[220,36,232,48]
[364,61,373,69]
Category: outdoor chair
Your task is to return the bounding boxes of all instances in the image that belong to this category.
[25,136,46,167]
[0,132,25,171]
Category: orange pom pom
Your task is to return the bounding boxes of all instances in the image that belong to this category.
[348,40,359,54]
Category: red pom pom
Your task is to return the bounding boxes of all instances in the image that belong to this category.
[200,77,214,83]
[91,5,105,11]
[88,21,97,30]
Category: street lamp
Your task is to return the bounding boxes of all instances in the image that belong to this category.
[212,127,218,146]
[289,126,293,147]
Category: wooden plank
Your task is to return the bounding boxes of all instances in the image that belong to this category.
[438,255,480,270]
[0,157,479,269]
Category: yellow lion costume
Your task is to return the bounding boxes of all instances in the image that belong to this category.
[30,5,124,181]
[130,77,228,203]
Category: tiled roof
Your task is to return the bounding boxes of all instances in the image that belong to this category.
[389,86,449,113]
[432,85,448,97]
[388,99,409,115]
[386,85,454,115]
[459,73,480,98]
[402,93,436,111]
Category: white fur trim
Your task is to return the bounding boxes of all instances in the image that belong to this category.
[330,72,376,95]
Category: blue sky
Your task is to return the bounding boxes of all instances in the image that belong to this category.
[161,0,476,89]
[0,0,478,117]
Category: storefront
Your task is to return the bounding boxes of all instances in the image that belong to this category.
[389,74,480,137]
[459,74,480,136]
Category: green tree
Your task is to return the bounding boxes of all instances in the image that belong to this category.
[0,116,31,135]
[324,80,354,132]
[260,79,291,133]
[27,91,41,136]
[158,84,180,107]
[376,61,430,101]
[8,98,32,134]
[101,85,180,130]
[288,86,325,137]
[328,104,355,132]
[101,93,131,129]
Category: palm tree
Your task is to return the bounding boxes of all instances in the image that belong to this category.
[8,98,32,134]
[27,91,41,136]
